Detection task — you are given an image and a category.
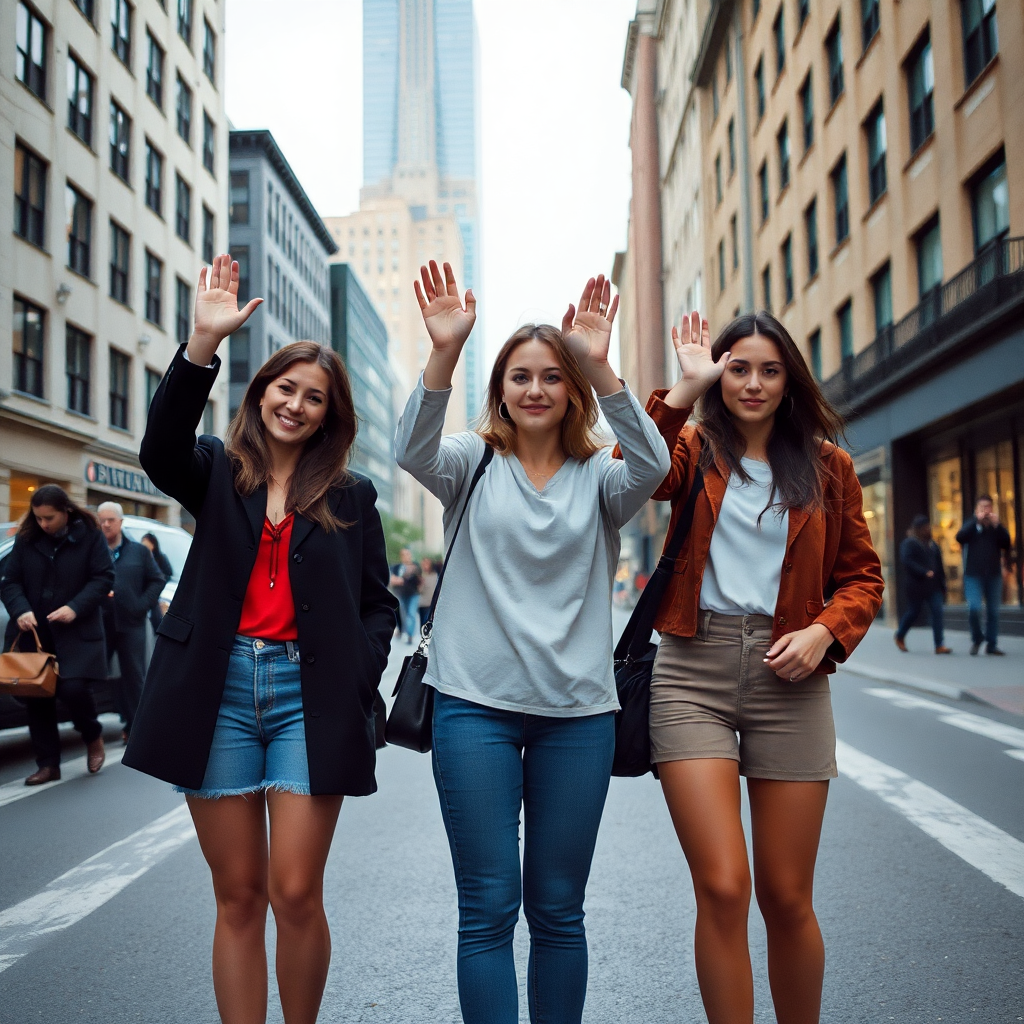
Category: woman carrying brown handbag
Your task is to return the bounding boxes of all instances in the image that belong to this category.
[0,485,113,784]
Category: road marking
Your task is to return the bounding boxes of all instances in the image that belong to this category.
[864,687,1024,748]
[0,804,195,973]
[0,747,126,809]
[1005,750,1024,763]
[836,739,1024,900]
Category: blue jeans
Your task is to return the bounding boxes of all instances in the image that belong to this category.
[398,593,420,640]
[896,590,945,647]
[431,691,615,1024]
[964,574,1003,647]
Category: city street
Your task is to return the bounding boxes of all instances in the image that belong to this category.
[1,612,1022,1023]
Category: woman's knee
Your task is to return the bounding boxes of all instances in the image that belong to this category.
[268,872,324,929]
[754,878,815,932]
[213,874,269,930]
[693,866,752,922]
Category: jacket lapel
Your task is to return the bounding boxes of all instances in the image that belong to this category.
[290,514,316,554]
[241,486,267,546]
[786,506,812,551]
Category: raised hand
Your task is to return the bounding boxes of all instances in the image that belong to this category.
[664,311,729,409]
[415,261,476,357]
[190,254,263,360]
[562,275,618,368]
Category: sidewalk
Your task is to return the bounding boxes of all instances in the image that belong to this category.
[843,620,1024,716]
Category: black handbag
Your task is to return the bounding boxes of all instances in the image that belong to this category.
[384,445,494,752]
[611,466,705,777]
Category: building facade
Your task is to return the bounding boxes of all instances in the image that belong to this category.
[226,129,336,419]
[2,0,229,526]
[690,0,1023,628]
[329,262,395,514]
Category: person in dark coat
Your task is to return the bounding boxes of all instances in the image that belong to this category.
[97,502,165,742]
[0,485,113,784]
[140,532,174,632]
[895,514,951,653]
[123,254,397,1023]
[956,494,1012,655]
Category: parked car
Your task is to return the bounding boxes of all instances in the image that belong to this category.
[0,515,193,731]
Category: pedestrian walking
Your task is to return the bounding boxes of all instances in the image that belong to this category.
[97,502,166,742]
[640,311,883,1024]
[0,485,113,784]
[956,494,1011,656]
[141,531,174,631]
[418,557,439,631]
[390,547,422,643]
[122,255,397,1024]
[895,514,951,654]
[395,260,669,1024]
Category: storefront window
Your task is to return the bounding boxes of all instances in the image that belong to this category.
[7,474,45,525]
[928,455,963,604]
[861,477,890,616]
[975,440,1019,606]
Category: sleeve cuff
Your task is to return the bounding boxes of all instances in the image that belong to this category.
[645,389,693,425]
[418,371,453,396]
[181,344,216,370]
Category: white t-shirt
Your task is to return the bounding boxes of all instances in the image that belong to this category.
[699,457,789,617]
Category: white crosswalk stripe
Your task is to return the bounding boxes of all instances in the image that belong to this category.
[0,747,127,809]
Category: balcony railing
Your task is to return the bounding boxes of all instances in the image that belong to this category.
[823,236,1024,411]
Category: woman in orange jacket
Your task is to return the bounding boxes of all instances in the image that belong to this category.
[644,309,883,1024]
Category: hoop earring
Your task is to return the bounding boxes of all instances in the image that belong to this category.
[499,402,513,423]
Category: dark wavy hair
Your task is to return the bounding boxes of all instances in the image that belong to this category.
[225,341,357,533]
[696,310,846,513]
[16,484,98,541]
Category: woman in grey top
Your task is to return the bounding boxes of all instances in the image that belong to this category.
[395,260,669,1024]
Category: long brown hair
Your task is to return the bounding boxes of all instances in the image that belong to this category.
[478,324,603,460]
[697,311,845,512]
[225,341,357,532]
[16,484,98,542]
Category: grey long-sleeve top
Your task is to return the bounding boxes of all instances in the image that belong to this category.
[394,377,671,717]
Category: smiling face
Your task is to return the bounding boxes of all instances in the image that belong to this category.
[259,360,331,447]
[719,334,788,426]
[501,339,570,436]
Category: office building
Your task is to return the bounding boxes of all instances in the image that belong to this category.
[2,0,229,525]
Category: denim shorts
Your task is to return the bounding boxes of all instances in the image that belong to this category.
[176,635,311,798]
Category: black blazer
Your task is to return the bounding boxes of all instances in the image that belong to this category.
[899,536,945,601]
[110,535,166,628]
[1,518,113,679]
[123,346,398,796]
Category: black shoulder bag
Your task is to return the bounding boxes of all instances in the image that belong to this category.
[612,466,705,777]
[384,445,494,752]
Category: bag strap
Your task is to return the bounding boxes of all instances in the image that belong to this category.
[614,465,706,664]
[418,445,495,646]
[6,624,44,655]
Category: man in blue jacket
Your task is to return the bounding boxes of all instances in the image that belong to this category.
[955,494,1012,656]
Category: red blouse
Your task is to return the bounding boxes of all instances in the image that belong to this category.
[237,513,298,640]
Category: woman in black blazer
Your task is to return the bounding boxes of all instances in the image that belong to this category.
[1,485,113,784]
[124,255,397,1023]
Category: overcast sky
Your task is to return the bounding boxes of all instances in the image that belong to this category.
[224,0,638,369]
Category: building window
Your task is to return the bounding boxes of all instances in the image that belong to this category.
[177,0,193,47]
[970,152,1008,253]
[66,184,92,277]
[109,220,130,304]
[831,153,849,244]
[800,72,813,152]
[961,0,997,87]
[73,0,94,23]
[861,0,880,51]
[718,239,726,292]
[730,214,739,270]
[777,120,790,190]
[146,367,161,409]
[176,277,190,343]
[805,198,819,279]
[754,57,765,120]
[175,174,191,242]
[142,146,165,220]
[798,0,809,29]
[865,100,887,204]
[229,329,250,385]
[145,251,162,325]
[773,6,785,78]
[758,161,769,223]
[230,171,250,224]
[837,299,854,359]
[146,32,164,108]
[907,32,934,153]
[13,297,45,397]
[14,143,46,248]
[234,246,249,303]
[202,112,215,174]
[202,18,216,80]
[808,329,822,379]
[826,17,844,105]
[762,264,772,311]
[715,154,722,205]
[871,262,892,336]
[202,205,214,265]
[781,235,794,305]
[16,2,47,101]
[111,0,131,67]
[727,118,736,176]
[66,324,91,414]
[109,348,130,430]
[67,54,94,146]
[109,100,131,181]
[915,215,942,297]
[176,75,192,144]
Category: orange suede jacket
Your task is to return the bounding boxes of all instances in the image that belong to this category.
[641,390,884,674]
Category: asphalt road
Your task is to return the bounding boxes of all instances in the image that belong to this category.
[1,612,1022,1023]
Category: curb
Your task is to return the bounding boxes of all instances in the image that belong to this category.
[838,662,967,702]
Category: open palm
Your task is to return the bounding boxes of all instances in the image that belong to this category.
[563,275,618,366]
[193,253,262,347]
[415,261,476,356]
[672,310,728,390]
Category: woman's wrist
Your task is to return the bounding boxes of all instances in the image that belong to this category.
[664,378,706,409]
[581,359,623,398]
[186,331,222,367]
[422,348,460,391]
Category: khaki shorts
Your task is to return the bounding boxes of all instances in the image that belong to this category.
[649,611,837,781]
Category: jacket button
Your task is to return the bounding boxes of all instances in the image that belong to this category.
[784,563,792,573]
[301,603,310,612]
[778,617,787,625]
[293,553,302,563]
[305,653,315,664]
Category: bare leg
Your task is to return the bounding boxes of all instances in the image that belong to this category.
[660,758,754,1024]
[748,779,829,1024]
[266,790,344,1024]
[187,793,270,1024]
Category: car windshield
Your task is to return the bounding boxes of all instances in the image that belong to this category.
[122,524,190,580]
